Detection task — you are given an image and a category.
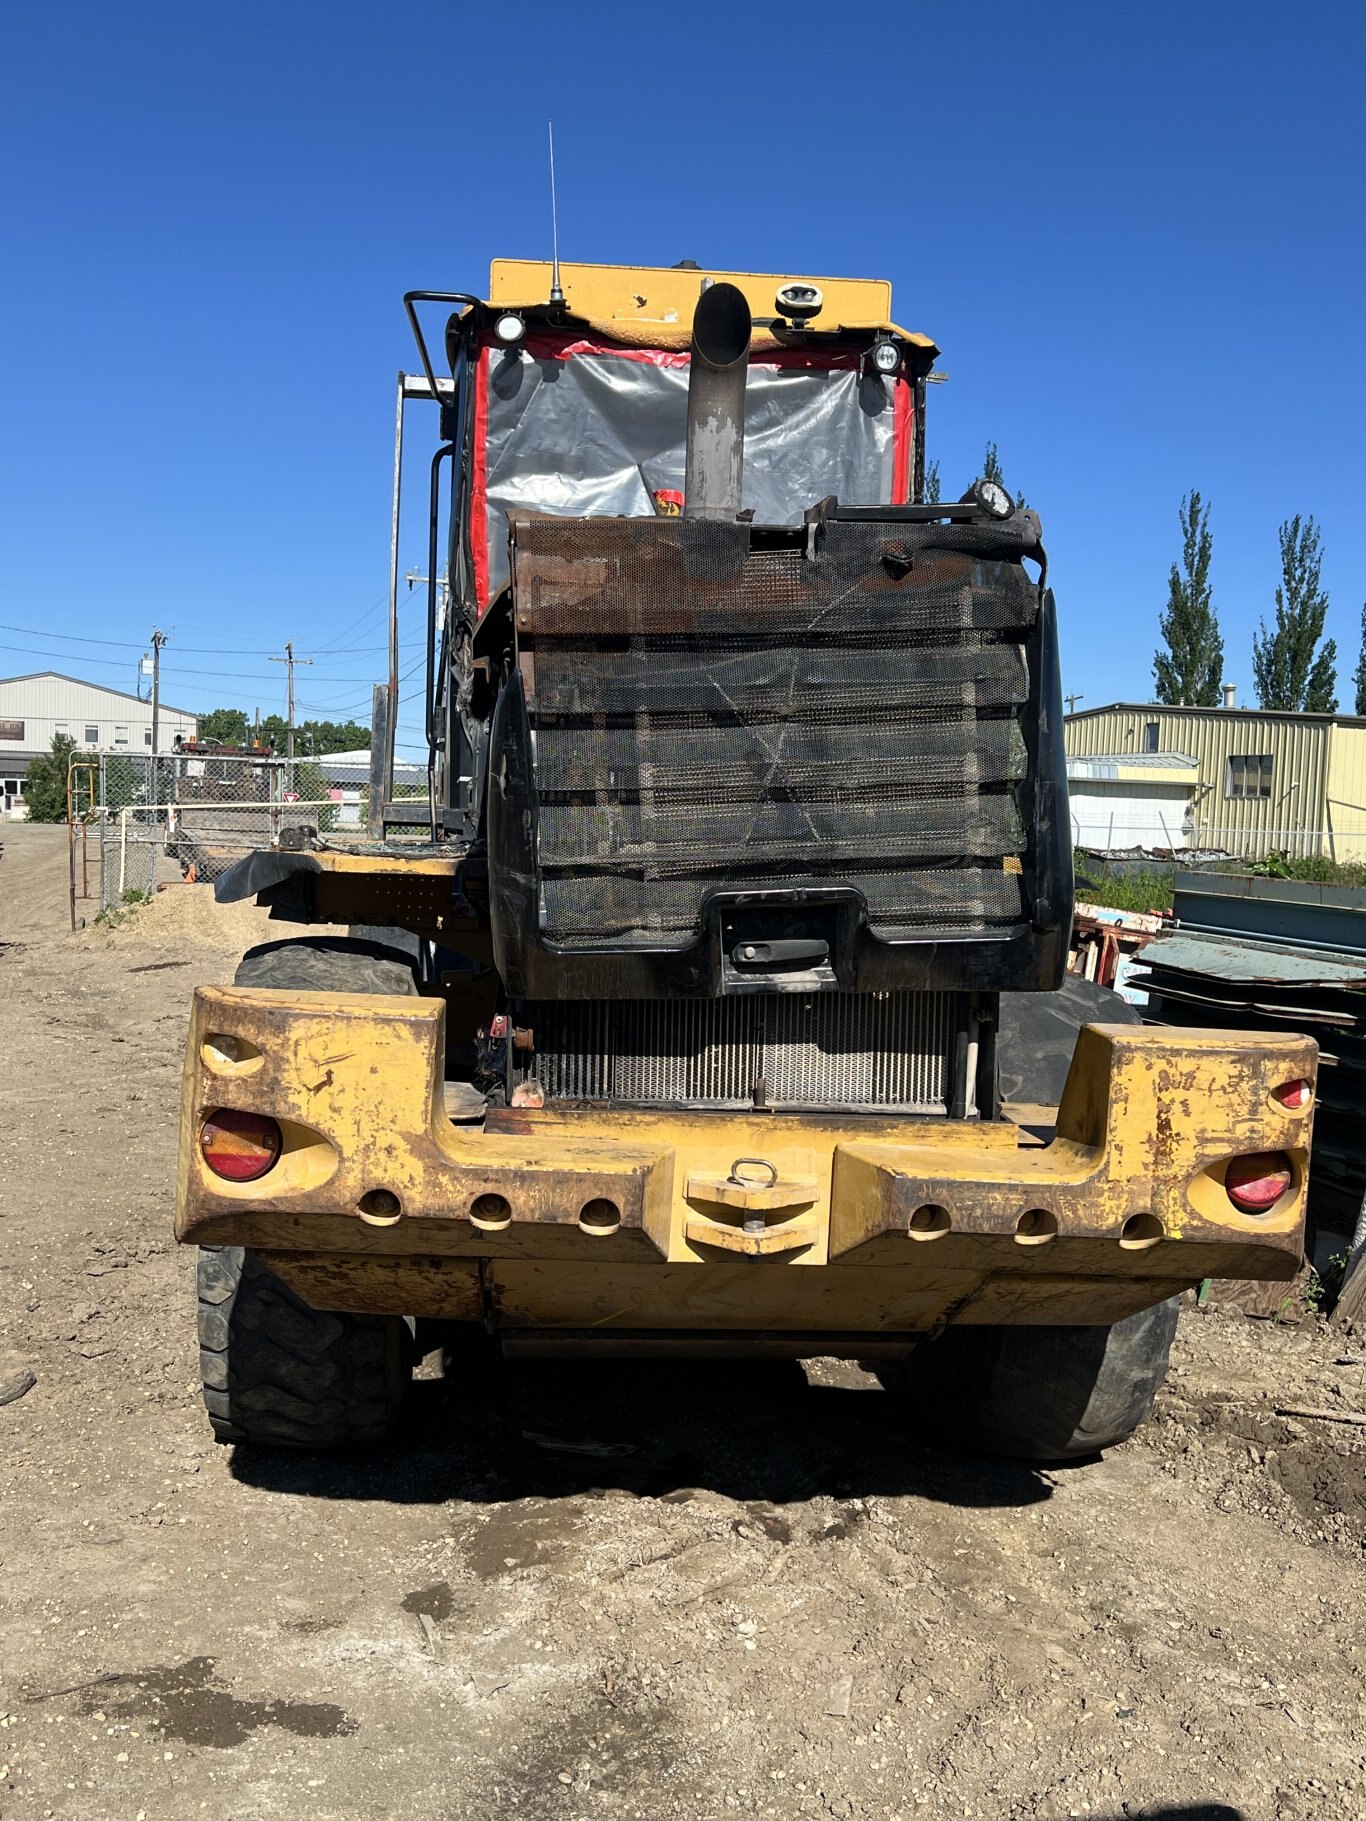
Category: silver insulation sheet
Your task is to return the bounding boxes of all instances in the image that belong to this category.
[483,347,895,597]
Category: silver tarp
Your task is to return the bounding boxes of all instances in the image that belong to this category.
[481,344,899,598]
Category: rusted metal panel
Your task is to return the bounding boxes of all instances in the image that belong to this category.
[1171,872,1366,955]
[1142,931,1366,989]
[258,1251,483,1319]
[510,514,1039,639]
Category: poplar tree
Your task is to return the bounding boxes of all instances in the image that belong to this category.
[1252,515,1337,712]
[1354,604,1366,717]
[1153,491,1223,706]
[924,459,940,505]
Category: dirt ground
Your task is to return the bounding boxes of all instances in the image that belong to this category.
[1,821,1364,1821]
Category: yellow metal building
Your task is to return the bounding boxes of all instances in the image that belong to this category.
[1065,701,1366,860]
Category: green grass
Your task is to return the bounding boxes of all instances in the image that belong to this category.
[1072,860,1174,915]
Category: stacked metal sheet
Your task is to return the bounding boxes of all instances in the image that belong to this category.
[1140,873,1366,1234]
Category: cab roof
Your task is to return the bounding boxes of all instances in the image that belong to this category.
[488,259,938,360]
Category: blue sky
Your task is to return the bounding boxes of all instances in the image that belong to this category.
[2,1,1363,749]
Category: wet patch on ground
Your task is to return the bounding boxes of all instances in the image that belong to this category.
[65,1657,356,1748]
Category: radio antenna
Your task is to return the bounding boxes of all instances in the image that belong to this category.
[548,121,564,306]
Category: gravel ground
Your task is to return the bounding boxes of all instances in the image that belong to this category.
[1,820,1364,1821]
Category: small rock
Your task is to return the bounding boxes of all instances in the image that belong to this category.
[471,1671,513,1698]
[0,1371,36,1408]
[824,1677,853,1719]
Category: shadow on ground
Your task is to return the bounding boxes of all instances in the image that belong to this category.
[229,1352,1060,1509]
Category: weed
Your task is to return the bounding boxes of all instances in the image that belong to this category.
[1249,849,1366,888]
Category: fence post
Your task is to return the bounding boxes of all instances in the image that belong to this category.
[368,685,390,840]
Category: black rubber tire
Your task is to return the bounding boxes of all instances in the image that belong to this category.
[234,934,419,996]
[197,1246,412,1447]
[886,1297,1181,1462]
[997,973,1140,1108]
[194,936,418,1447]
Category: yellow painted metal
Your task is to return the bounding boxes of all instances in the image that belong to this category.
[681,1209,821,1259]
[683,1168,820,1212]
[1324,722,1366,861]
[176,985,1315,1331]
[306,852,460,877]
[488,258,935,350]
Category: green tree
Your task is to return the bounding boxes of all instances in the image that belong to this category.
[297,719,370,755]
[23,733,82,822]
[199,707,368,754]
[924,459,941,506]
[1153,491,1223,706]
[258,713,288,751]
[1252,514,1337,712]
[198,707,249,744]
[1354,604,1366,717]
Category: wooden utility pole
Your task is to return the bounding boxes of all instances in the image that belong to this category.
[269,641,313,762]
[149,628,167,756]
[1064,692,1085,715]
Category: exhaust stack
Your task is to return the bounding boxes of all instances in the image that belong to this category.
[683,282,752,519]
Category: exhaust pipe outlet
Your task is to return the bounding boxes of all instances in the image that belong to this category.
[683,282,752,520]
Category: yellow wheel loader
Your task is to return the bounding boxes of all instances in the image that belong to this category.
[179,260,1314,1460]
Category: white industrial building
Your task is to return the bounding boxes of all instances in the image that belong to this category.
[1066,750,1201,851]
[0,672,198,816]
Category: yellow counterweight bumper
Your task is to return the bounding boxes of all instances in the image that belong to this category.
[177,986,1315,1334]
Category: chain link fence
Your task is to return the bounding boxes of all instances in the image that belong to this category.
[84,750,429,913]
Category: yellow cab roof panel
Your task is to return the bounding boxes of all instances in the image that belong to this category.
[488,259,936,355]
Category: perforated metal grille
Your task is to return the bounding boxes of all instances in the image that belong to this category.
[512,516,1038,946]
[525,992,955,1112]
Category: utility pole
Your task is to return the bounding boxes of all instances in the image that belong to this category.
[1064,691,1085,715]
[149,628,167,756]
[269,641,313,763]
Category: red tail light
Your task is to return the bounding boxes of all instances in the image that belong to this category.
[200,1108,282,1183]
[1273,1078,1313,1110]
[1224,1151,1293,1214]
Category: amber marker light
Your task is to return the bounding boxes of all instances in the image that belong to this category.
[200,1108,282,1183]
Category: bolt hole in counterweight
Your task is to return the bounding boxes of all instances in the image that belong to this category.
[1015,1208,1058,1246]
[578,1198,622,1236]
[469,1192,512,1232]
[358,1189,402,1226]
[1120,1212,1165,1250]
[908,1203,951,1241]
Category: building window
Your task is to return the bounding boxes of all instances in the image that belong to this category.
[114,725,128,747]
[84,725,99,744]
[1226,754,1274,800]
[1143,721,1160,753]
[144,728,153,745]
[55,722,69,738]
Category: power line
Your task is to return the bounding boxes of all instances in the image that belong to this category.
[311,590,391,653]
[0,643,402,686]
[0,615,392,660]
